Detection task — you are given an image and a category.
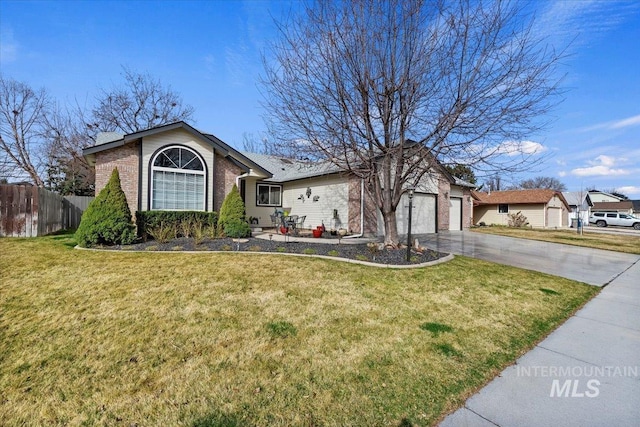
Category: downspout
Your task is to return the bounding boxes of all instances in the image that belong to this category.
[236,172,250,188]
[344,178,365,239]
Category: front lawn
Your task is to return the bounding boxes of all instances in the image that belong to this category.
[0,234,598,426]
[472,226,640,254]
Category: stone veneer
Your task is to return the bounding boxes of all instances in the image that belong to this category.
[94,142,140,217]
[213,154,243,212]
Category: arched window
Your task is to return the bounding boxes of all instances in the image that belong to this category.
[151,146,205,210]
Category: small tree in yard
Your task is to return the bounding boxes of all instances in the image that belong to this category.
[218,184,251,238]
[75,168,135,247]
[263,0,564,246]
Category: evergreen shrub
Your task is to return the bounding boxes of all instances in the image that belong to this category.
[75,168,136,247]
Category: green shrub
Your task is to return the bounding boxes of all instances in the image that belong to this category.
[223,218,251,238]
[218,184,246,234]
[136,211,217,241]
[75,168,136,247]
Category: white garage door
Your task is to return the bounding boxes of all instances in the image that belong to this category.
[378,193,436,235]
[449,197,462,231]
[547,207,562,228]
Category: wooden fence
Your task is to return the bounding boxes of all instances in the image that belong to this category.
[0,185,94,237]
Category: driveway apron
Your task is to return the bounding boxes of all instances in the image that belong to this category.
[427,231,640,427]
[416,231,639,286]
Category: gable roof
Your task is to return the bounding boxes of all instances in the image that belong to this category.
[473,189,569,208]
[83,121,271,177]
[240,151,343,182]
[587,190,624,202]
[562,191,594,207]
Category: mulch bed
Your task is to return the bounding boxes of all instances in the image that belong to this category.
[106,237,448,266]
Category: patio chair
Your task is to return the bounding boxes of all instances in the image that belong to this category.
[295,215,306,230]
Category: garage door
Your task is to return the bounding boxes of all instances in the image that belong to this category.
[547,207,562,228]
[378,193,436,235]
[449,197,462,231]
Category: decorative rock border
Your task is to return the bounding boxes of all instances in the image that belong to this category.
[75,245,455,269]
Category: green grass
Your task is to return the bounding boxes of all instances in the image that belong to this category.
[0,233,598,426]
[472,226,640,254]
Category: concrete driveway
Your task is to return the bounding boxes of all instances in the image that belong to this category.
[416,231,639,286]
[422,231,640,426]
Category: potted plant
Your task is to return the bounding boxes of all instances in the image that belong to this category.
[312,228,323,238]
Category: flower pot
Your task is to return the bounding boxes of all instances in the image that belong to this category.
[338,228,348,237]
[280,226,288,234]
[312,229,323,238]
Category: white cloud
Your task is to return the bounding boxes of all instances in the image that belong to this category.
[558,171,567,177]
[617,186,640,197]
[496,140,547,156]
[535,0,638,50]
[611,114,640,129]
[571,155,633,177]
[580,114,640,132]
[0,28,18,64]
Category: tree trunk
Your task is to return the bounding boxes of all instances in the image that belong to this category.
[381,208,399,247]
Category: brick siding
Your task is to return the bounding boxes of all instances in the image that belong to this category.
[437,178,451,231]
[213,154,243,212]
[94,142,140,217]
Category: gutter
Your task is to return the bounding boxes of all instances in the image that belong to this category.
[344,179,365,239]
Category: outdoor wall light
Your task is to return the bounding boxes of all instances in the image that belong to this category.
[298,194,305,202]
[306,187,312,198]
[313,195,320,202]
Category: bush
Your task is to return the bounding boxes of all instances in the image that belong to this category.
[507,211,529,228]
[75,168,136,247]
[136,211,218,241]
[217,184,246,234]
[223,218,251,238]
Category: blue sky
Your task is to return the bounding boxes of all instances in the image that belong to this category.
[1,0,638,196]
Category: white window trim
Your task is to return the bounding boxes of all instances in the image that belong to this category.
[256,183,282,207]
[151,146,206,211]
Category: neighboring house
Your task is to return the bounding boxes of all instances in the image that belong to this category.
[562,191,593,225]
[83,121,475,236]
[592,201,635,215]
[472,189,570,228]
[587,190,624,203]
[631,200,640,216]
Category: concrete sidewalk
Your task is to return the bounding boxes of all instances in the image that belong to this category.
[439,259,640,427]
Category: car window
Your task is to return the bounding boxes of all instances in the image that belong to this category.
[593,213,604,217]
[620,214,630,219]
[606,213,617,218]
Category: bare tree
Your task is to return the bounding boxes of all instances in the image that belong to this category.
[0,76,51,186]
[516,176,566,191]
[484,174,504,192]
[241,131,273,154]
[91,67,195,134]
[262,0,564,245]
[43,104,96,195]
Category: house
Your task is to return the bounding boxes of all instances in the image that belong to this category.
[472,189,570,228]
[562,191,593,225]
[83,121,474,236]
[587,190,624,203]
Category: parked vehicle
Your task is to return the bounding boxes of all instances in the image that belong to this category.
[589,212,640,230]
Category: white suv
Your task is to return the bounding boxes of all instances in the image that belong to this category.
[589,212,640,230]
